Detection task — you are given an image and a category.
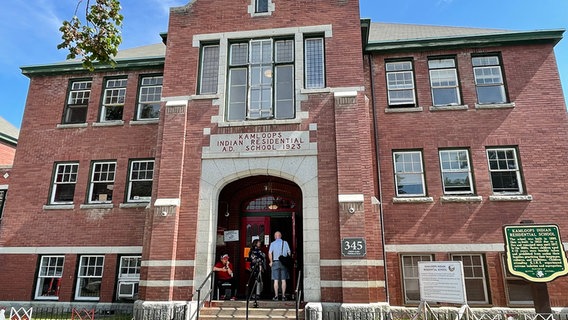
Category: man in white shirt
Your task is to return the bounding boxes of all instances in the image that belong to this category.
[268,231,291,301]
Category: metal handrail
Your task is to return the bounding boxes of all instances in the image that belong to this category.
[188,270,215,320]
[295,269,303,320]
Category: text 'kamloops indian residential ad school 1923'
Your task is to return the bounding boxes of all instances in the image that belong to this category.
[0,0,567,318]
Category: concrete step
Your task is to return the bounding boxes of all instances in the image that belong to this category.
[199,300,304,320]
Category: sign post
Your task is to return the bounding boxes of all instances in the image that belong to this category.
[503,224,568,313]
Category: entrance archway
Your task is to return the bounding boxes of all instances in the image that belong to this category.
[217,176,303,299]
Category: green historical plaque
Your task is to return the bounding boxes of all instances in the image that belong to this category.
[504,224,568,282]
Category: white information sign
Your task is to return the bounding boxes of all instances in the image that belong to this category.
[418,261,467,304]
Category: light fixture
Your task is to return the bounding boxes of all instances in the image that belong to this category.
[268,203,279,210]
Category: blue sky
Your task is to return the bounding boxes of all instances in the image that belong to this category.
[1,0,566,128]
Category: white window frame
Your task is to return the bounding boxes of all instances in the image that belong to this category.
[136,75,163,120]
[439,149,474,195]
[472,55,506,104]
[50,162,79,204]
[127,160,154,203]
[35,255,65,300]
[199,45,220,94]
[117,256,141,300]
[451,253,489,304]
[75,255,104,301]
[63,80,92,124]
[486,147,523,194]
[386,61,416,107]
[88,161,116,204]
[0,189,6,224]
[429,58,461,106]
[393,151,426,197]
[226,38,295,121]
[304,37,325,89]
[401,254,433,304]
[101,78,127,122]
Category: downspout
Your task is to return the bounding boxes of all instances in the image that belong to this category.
[367,53,389,304]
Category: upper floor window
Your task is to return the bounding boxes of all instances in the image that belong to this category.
[199,45,220,94]
[305,37,325,89]
[50,162,79,205]
[0,189,6,224]
[255,0,268,12]
[472,55,507,104]
[429,58,460,106]
[35,255,65,300]
[393,151,425,197]
[117,256,141,300]
[88,161,116,203]
[386,60,416,107]
[101,78,127,122]
[137,75,162,120]
[127,160,154,202]
[439,149,474,195]
[451,254,489,304]
[76,255,104,301]
[227,39,294,121]
[401,254,433,304]
[486,147,523,194]
[63,80,91,124]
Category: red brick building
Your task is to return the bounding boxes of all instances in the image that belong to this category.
[0,0,567,316]
[0,116,17,227]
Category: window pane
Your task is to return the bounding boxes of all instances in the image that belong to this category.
[230,43,248,66]
[200,45,219,94]
[486,148,521,193]
[227,68,248,121]
[473,56,507,104]
[129,160,154,202]
[305,38,325,89]
[138,76,162,119]
[275,40,294,63]
[275,65,294,119]
[256,0,268,12]
[64,80,91,124]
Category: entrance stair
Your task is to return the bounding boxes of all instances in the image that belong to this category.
[199,300,305,320]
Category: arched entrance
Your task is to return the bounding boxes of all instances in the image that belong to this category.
[216,175,303,300]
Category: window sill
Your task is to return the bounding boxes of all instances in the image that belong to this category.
[92,121,125,127]
[429,105,469,112]
[119,202,150,209]
[56,123,88,129]
[393,197,434,203]
[43,204,75,210]
[489,194,533,201]
[440,195,482,203]
[300,87,332,94]
[475,102,515,109]
[130,119,159,125]
[80,203,114,209]
[385,106,423,113]
[217,117,302,127]
[191,94,219,100]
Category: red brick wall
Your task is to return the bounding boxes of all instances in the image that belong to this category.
[368,42,568,306]
[0,141,15,166]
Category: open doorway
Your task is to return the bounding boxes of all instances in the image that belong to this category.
[216,175,302,300]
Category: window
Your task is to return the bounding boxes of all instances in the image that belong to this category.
[439,149,473,194]
[451,254,489,304]
[127,160,154,202]
[50,163,79,204]
[137,75,162,120]
[0,189,6,224]
[401,255,433,304]
[101,78,127,121]
[486,148,523,194]
[227,39,294,121]
[501,254,533,305]
[76,255,104,300]
[386,61,416,107]
[199,45,220,94]
[429,58,460,106]
[117,256,141,300]
[472,55,506,104]
[63,80,91,124]
[305,37,325,89]
[255,0,268,13]
[35,256,65,300]
[88,161,116,203]
[393,151,425,197]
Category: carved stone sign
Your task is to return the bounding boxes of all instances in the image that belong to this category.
[209,131,310,153]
